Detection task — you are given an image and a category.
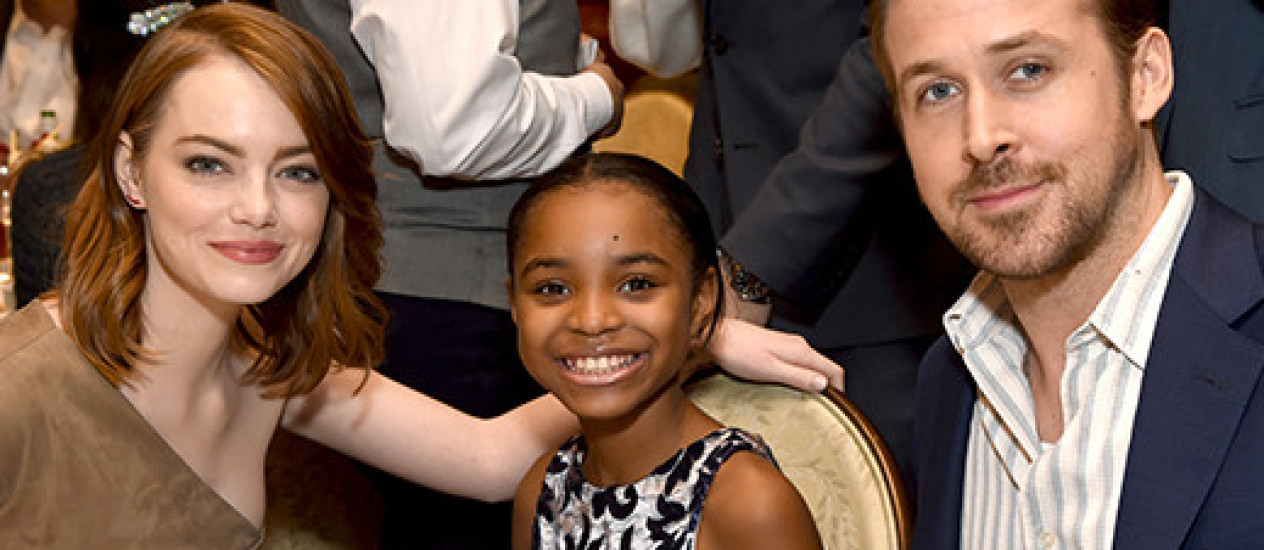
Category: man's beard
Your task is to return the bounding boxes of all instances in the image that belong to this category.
[943,127,1141,280]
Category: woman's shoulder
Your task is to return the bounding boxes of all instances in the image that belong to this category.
[0,302,64,371]
[0,303,76,483]
[0,302,97,409]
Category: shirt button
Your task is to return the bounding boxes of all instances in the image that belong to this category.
[1039,531,1056,548]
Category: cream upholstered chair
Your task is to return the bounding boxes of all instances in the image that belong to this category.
[687,372,911,550]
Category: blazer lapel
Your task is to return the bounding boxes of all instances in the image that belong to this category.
[911,342,975,550]
[1114,189,1264,549]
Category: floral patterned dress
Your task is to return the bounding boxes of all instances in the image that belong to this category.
[532,427,776,549]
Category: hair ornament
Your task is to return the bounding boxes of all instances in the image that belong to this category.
[126,2,195,36]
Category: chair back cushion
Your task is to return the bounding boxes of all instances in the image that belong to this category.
[688,373,910,550]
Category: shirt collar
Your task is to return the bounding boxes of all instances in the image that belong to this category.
[1083,171,1193,368]
[945,171,1195,369]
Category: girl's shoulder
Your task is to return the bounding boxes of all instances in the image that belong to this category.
[512,445,559,550]
[680,427,776,476]
[697,429,823,550]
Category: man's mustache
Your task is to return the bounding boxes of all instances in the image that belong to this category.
[952,158,1067,203]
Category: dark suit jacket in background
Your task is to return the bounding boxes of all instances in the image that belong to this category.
[1159,0,1264,221]
[911,186,1264,549]
[691,1,970,350]
[687,1,972,473]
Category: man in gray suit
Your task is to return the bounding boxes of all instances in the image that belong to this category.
[277,1,622,548]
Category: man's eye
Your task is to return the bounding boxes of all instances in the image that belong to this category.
[618,277,656,293]
[920,81,960,104]
[1011,62,1047,81]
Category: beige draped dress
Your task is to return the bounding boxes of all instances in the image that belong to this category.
[0,304,262,548]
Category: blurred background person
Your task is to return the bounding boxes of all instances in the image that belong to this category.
[1157,0,1264,222]
[0,0,75,155]
[276,1,623,548]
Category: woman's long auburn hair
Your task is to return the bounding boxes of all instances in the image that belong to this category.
[57,3,385,397]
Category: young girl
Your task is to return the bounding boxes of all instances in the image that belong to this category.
[507,153,822,550]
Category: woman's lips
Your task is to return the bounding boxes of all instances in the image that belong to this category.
[210,241,284,264]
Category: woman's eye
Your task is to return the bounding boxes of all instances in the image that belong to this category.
[186,156,225,174]
[919,81,960,104]
[279,165,322,184]
[618,277,656,293]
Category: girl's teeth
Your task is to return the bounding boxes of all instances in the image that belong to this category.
[567,354,635,375]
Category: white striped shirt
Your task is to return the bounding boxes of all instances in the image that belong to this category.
[944,173,1194,550]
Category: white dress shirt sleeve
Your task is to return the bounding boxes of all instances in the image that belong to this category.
[349,0,613,180]
[0,11,76,148]
[608,0,702,78]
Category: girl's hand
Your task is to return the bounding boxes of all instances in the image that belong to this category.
[705,317,844,392]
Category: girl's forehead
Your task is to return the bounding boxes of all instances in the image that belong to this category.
[535,184,668,227]
[524,184,686,248]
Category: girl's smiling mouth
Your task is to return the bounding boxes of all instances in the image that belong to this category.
[561,353,643,375]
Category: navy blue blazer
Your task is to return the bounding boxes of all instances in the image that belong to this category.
[911,186,1264,549]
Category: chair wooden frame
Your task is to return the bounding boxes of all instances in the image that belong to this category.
[817,385,912,549]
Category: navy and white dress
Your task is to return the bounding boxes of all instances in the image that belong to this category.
[532,427,777,549]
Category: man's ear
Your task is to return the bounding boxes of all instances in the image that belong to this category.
[114,131,145,208]
[1130,27,1174,125]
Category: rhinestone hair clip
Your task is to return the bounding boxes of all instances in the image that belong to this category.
[126,2,195,36]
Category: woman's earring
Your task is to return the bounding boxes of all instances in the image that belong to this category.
[124,193,145,209]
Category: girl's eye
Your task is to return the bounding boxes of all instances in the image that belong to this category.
[278,164,322,184]
[919,80,960,104]
[1010,62,1048,82]
[532,281,570,297]
[186,156,226,175]
[618,276,656,293]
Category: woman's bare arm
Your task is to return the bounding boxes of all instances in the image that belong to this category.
[283,368,577,503]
